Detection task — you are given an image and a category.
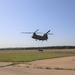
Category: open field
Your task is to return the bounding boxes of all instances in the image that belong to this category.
[0,49,75,54]
[0,49,75,62]
[0,49,75,75]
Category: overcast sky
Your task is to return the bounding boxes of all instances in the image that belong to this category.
[0,0,75,48]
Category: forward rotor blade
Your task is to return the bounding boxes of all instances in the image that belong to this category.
[35,31,54,34]
[36,32,44,34]
[46,30,51,34]
[35,29,39,33]
[21,32,33,34]
[48,33,54,35]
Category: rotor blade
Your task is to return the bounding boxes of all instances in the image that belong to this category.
[21,32,33,34]
[35,31,53,34]
[48,33,54,35]
[36,32,44,34]
[35,29,39,33]
[46,30,51,34]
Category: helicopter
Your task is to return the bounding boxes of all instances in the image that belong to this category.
[21,29,53,41]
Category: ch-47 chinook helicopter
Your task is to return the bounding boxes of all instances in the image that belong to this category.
[21,29,53,41]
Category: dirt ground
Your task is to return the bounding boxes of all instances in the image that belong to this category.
[0,56,75,75]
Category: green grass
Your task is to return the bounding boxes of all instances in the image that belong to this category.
[0,53,74,62]
[0,49,75,62]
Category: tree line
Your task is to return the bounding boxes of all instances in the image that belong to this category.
[0,46,75,50]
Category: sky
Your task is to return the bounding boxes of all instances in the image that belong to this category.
[0,0,75,48]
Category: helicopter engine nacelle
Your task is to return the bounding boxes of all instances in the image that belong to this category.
[32,33,36,38]
[43,33,48,40]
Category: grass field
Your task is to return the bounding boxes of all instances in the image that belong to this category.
[0,49,75,62]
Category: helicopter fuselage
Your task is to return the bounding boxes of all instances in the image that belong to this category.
[32,33,48,41]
